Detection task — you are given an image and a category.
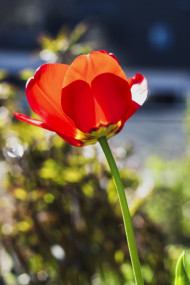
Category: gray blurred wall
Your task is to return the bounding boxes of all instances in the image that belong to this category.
[0,0,190,68]
[0,0,75,48]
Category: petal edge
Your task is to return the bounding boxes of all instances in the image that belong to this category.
[129,73,148,106]
[14,112,55,132]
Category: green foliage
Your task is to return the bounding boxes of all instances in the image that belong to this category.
[174,251,190,285]
[0,69,8,80]
[38,22,92,65]
[19,69,35,81]
[0,136,142,284]
[0,77,168,284]
[140,100,190,284]
[2,22,190,285]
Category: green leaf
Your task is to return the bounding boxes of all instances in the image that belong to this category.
[184,250,190,281]
[174,251,190,285]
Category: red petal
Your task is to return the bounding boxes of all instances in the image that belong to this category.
[26,63,78,138]
[14,112,84,146]
[62,51,127,89]
[99,50,120,64]
[61,80,94,133]
[57,132,83,146]
[122,73,148,122]
[61,73,131,133]
[128,73,148,106]
[14,112,55,131]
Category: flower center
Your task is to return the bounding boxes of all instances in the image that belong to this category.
[76,121,122,146]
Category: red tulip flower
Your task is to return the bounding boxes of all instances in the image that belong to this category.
[14,50,148,146]
[14,50,148,283]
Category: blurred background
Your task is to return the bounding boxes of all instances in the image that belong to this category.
[0,0,190,284]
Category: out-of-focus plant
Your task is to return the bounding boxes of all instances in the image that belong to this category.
[0,22,184,285]
[14,49,149,284]
[0,78,170,284]
[0,69,8,81]
[141,99,190,284]
[174,251,190,284]
[19,22,93,83]
[39,22,92,64]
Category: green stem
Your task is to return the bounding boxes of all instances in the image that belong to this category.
[98,136,144,285]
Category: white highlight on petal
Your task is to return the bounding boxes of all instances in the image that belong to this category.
[25,65,42,89]
[131,76,148,106]
[25,76,34,89]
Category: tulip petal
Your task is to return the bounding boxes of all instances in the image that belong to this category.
[62,51,127,88]
[61,73,131,133]
[62,80,95,133]
[122,73,148,122]
[99,50,120,64]
[14,112,84,146]
[14,112,55,131]
[57,132,83,147]
[26,63,78,138]
[129,73,148,106]
[91,73,131,128]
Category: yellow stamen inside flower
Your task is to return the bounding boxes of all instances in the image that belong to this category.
[75,120,122,146]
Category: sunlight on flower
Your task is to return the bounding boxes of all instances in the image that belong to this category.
[131,78,148,106]
[14,51,148,146]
